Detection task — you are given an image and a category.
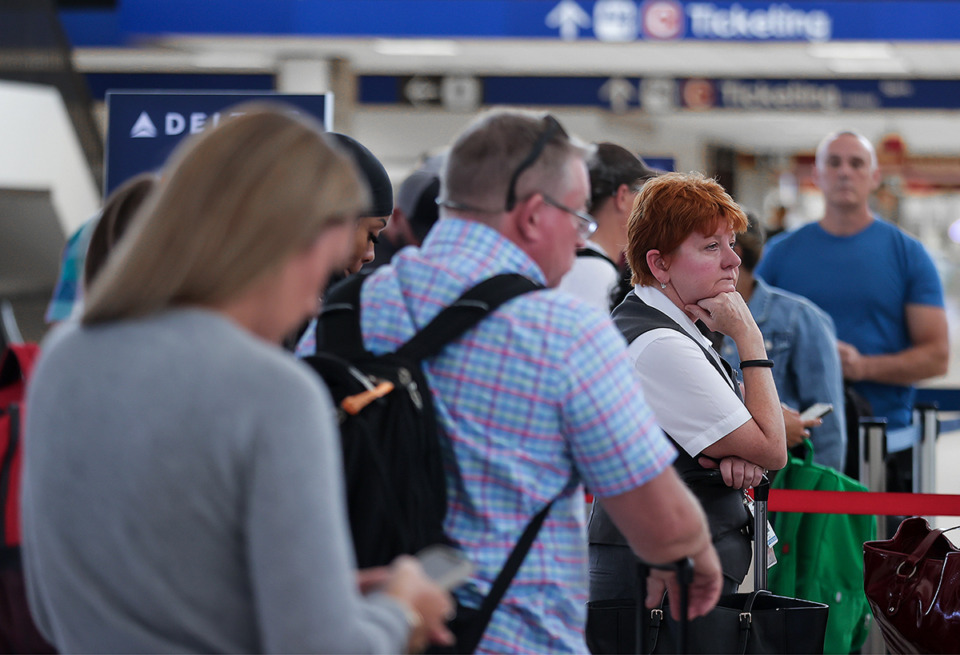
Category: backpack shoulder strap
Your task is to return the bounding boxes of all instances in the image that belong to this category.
[576,247,616,266]
[457,496,557,654]
[317,274,369,360]
[396,274,543,362]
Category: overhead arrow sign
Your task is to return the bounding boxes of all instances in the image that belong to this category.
[403,76,441,106]
[545,0,591,41]
[599,77,637,114]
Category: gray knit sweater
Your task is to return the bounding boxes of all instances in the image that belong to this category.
[21,309,407,653]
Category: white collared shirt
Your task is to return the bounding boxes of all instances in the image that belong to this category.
[625,285,752,456]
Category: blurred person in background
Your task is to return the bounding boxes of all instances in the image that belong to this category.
[559,143,658,312]
[329,133,394,278]
[765,204,788,239]
[588,172,787,605]
[720,215,846,471]
[757,130,947,495]
[368,154,444,269]
[21,105,452,654]
[44,220,97,325]
[45,172,161,324]
[287,132,394,353]
[82,172,158,290]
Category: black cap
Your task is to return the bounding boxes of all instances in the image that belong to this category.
[397,168,441,243]
[588,143,659,211]
[329,133,393,217]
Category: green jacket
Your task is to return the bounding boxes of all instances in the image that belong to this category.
[769,443,876,654]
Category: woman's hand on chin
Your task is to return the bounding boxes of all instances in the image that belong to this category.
[685,291,755,338]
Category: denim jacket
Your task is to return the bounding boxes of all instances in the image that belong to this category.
[721,277,847,471]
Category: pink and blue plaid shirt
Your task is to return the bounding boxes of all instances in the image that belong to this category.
[359,218,675,653]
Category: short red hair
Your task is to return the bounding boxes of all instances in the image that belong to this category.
[626,171,747,286]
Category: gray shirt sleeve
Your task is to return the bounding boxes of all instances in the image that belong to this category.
[244,368,409,653]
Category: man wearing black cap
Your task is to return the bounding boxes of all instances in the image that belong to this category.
[368,155,443,269]
[558,143,657,312]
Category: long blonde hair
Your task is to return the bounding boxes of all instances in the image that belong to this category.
[83,103,368,324]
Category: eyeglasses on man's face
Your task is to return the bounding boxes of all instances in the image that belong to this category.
[541,195,598,240]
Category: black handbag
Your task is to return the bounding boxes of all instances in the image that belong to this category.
[586,590,829,654]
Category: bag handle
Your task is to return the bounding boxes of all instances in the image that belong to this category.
[901,524,960,577]
[737,590,773,654]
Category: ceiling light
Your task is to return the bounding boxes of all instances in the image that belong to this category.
[808,43,895,60]
[191,51,273,70]
[373,39,460,57]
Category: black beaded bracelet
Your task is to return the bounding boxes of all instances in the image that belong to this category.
[740,359,775,369]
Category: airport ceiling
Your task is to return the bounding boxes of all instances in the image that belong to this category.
[73,36,960,79]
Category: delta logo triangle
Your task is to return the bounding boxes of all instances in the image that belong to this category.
[130,111,157,138]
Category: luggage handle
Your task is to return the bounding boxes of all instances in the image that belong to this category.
[752,477,770,592]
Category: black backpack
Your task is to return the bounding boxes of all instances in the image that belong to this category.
[302,273,543,569]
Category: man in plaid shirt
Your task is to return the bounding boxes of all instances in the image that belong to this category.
[358,110,722,653]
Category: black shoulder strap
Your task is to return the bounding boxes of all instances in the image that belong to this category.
[317,273,369,360]
[319,273,542,363]
[397,273,542,361]
[458,497,558,654]
[576,247,616,266]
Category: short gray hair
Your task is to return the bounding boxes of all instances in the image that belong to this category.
[815,130,878,171]
[440,109,590,215]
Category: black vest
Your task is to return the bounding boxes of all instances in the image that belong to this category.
[588,293,752,585]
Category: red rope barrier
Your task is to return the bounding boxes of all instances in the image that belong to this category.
[768,489,960,516]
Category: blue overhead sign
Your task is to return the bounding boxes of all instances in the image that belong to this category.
[360,75,960,113]
[84,1,960,43]
[104,92,331,195]
[676,79,960,111]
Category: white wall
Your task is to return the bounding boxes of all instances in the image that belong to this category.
[351,104,960,202]
[0,80,100,235]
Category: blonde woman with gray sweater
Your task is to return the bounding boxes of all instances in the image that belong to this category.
[21,105,453,654]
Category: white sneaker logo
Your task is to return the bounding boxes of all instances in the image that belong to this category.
[130,111,157,138]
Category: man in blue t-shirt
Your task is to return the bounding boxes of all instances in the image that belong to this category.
[757,131,948,492]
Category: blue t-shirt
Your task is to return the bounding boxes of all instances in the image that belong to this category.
[757,218,944,431]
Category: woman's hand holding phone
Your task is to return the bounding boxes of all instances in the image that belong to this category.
[381,555,455,652]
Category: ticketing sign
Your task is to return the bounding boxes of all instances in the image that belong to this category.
[360,75,960,113]
[104,92,331,195]
[91,1,960,44]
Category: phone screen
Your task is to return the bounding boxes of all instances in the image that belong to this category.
[800,403,833,421]
[417,545,474,590]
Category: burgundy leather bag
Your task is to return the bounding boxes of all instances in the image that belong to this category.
[863,517,960,654]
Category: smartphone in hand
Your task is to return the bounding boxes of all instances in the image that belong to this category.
[799,402,833,422]
[416,545,474,591]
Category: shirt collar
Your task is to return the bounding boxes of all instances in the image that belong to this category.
[420,217,547,285]
[633,284,716,352]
